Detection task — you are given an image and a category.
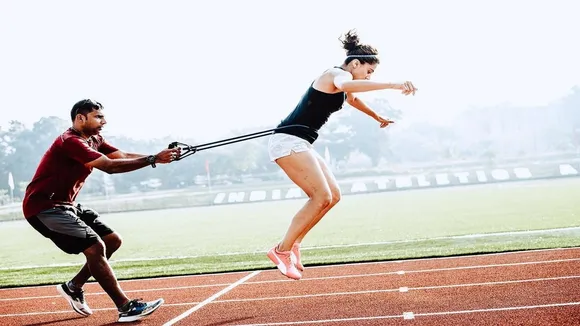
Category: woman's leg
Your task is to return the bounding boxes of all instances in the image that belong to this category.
[267,149,333,280]
[295,151,342,243]
[291,152,342,271]
[275,149,333,251]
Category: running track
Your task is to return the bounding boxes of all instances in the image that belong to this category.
[1,247,580,325]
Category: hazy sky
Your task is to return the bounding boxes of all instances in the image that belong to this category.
[1,0,578,142]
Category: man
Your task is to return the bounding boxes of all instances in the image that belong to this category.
[22,99,181,322]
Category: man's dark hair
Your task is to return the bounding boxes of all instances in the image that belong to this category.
[71,99,103,121]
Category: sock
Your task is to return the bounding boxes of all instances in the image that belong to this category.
[66,280,81,292]
[118,300,133,312]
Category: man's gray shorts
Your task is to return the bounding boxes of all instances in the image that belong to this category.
[27,204,114,254]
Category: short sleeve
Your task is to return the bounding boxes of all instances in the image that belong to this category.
[61,136,104,164]
[97,136,119,155]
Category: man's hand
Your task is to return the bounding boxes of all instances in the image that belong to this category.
[397,81,417,96]
[377,116,395,128]
[155,148,182,164]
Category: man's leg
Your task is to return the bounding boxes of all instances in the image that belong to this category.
[69,233,121,289]
[29,207,164,321]
[72,228,164,322]
[26,209,127,316]
[81,239,130,307]
[69,206,123,289]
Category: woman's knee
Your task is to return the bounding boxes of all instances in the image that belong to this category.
[331,187,342,204]
[313,190,333,209]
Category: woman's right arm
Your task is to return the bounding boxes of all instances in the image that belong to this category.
[333,70,417,95]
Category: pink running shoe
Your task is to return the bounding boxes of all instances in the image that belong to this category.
[267,245,302,280]
[291,243,304,271]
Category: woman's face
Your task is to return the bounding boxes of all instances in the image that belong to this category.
[351,61,378,80]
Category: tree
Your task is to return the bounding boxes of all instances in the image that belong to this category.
[317,97,402,166]
[2,117,70,199]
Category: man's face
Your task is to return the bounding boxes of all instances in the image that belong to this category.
[80,109,107,136]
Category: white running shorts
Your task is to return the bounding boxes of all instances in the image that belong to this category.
[268,133,313,162]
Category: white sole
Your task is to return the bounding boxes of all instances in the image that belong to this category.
[56,284,92,317]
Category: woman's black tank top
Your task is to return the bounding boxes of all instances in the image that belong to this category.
[275,68,346,144]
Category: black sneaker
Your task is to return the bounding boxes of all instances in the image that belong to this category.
[56,283,93,316]
[117,298,164,323]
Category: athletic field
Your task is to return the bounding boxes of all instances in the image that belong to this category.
[1,177,579,288]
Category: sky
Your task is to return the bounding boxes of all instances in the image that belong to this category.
[1,0,579,142]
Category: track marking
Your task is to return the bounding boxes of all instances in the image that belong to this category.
[218,288,401,303]
[230,314,405,325]
[162,271,260,326]
[0,301,202,318]
[0,283,231,302]
[234,302,580,325]
[4,273,577,317]
[0,271,251,290]
[3,241,580,272]
[243,258,580,285]
[2,246,579,291]
[403,312,415,320]
[2,275,579,319]
[3,257,579,302]
[307,246,580,269]
[415,301,580,317]
[407,275,580,292]
[213,275,580,304]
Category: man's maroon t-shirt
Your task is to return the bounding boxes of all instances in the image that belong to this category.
[22,128,119,218]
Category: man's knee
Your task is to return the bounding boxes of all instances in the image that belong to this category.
[104,233,123,253]
[83,239,106,258]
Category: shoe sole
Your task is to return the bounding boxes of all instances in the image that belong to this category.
[117,299,165,323]
[56,285,91,317]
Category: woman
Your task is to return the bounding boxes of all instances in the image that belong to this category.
[267,29,417,280]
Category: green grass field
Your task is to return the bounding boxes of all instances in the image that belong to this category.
[1,177,580,288]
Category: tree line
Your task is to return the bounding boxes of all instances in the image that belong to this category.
[1,89,579,205]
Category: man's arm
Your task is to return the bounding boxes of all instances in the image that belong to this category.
[86,155,154,174]
[90,148,179,174]
[96,137,145,160]
[62,136,178,174]
[106,151,146,159]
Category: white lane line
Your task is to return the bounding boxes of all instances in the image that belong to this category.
[162,271,260,326]
[4,257,579,302]
[233,302,580,325]
[0,283,231,302]
[243,258,580,285]
[3,246,578,292]
[0,301,201,318]
[213,275,580,304]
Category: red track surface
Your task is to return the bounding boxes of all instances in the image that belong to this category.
[1,247,580,325]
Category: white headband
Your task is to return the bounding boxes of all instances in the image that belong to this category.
[346,54,379,58]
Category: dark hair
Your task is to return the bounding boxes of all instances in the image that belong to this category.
[71,99,103,121]
[339,29,380,65]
